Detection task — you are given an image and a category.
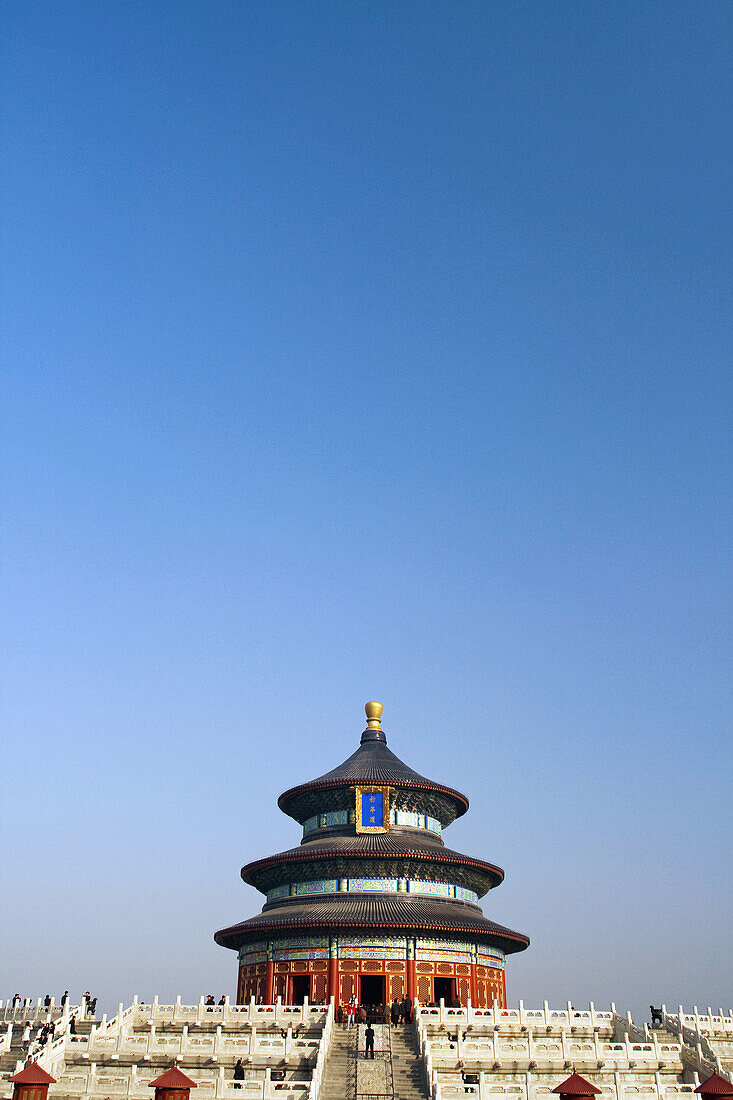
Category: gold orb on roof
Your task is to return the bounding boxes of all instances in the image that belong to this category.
[364,700,383,728]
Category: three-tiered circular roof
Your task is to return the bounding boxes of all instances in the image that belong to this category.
[214,701,529,956]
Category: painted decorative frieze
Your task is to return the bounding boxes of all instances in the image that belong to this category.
[301,806,442,837]
[478,945,506,969]
[266,876,478,903]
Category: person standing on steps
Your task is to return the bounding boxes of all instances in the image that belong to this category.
[233,1059,245,1089]
[346,994,356,1029]
[390,998,400,1027]
[365,1022,375,1059]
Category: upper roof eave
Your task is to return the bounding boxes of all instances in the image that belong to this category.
[277,734,469,826]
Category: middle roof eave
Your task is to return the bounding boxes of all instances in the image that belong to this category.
[241,832,504,894]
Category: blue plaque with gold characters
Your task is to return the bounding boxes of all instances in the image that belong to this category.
[355,785,391,833]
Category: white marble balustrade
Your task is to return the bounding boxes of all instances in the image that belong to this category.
[416,1001,617,1036]
[424,1032,682,1069]
[56,1024,319,1063]
[128,998,327,1031]
[50,1065,311,1100]
[432,1076,698,1100]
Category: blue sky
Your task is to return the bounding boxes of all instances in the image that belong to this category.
[1,2,731,1020]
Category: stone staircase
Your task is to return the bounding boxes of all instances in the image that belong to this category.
[0,1013,96,1090]
[0,1025,27,1077]
[319,1022,429,1100]
[653,1028,680,1044]
[389,1025,430,1100]
[320,1025,356,1100]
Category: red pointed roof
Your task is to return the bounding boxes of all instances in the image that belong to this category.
[552,1074,602,1096]
[148,1068,198,1090]
[695,1074,733,1096]
[10,1064,57,1085]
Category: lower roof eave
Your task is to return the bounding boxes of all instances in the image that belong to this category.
[214,900,529,957]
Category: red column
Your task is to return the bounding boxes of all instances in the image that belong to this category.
[327,958,339,1005]
[406,935,417,1005]
[406,960,416,1003]
[470,963,479,1008]
[265,961,275,1004]
[327,936,339,1006]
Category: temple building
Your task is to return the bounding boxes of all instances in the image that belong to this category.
[214,702,529,1009]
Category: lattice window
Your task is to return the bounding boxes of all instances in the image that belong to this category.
[416,962,432,974]
[457,977,471,1004]
[312,960,328,972]
[276,962,289,973]
[437,963,453,975]
[386,961,405,972]
[389,974,405,1000]
[339,974,355,1002]
[456,964,470,975]
[417,975,432,1002]
[312,974,327,1003]
[362,960,382,972]
[341,960,358,971]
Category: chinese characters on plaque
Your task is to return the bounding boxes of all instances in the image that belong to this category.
[354,785,391,833]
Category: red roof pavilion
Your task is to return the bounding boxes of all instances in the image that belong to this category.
[9,1065,57,1085]
[552,1074,602,1097]
[148,1068,198,1090]
[695,1075,733,1097]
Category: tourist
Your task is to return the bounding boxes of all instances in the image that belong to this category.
[69,1015,77,1035]
[88,998,97,1017]
[346,995,356,1029]
[205,994,215,1006]
[390,998,400,1027]
[233,1059,245,1089]
[61,991,69,1007]
[218,995,226,1005]
[21,1023,32,1053]
[364,1022,375,1059]
[43,994,51,1008]
[12,994,21,1007]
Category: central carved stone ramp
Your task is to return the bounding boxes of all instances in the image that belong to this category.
[390,1025,430,1100]
[320,1025,356,1100]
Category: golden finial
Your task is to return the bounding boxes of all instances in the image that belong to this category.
[365,701,383,729]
